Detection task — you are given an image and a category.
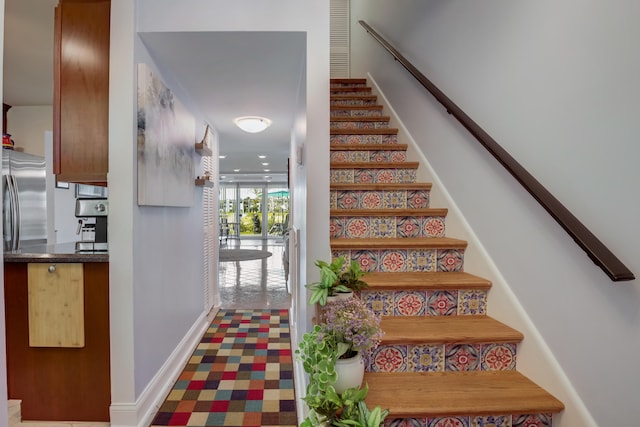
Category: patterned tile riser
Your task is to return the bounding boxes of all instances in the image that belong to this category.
[330,189,431,210]
[331,249,465,273]
[331,168,417,184]
[359,289,486,316]
[330,83,367,88]
[330,121,390,129]
[330,150,407,163]
[384,413,553,427]
[330,134,399,145]
[366,342,517,373]
[330,98,377,106]
[331,109,384,117]
[330,216,446,239]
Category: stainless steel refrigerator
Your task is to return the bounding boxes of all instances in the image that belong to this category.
[2,150,47,251]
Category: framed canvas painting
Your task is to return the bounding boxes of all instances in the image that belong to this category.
[137,63,195,207]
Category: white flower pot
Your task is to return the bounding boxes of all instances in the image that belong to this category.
[326,291,353,304]
[333,351,365,393]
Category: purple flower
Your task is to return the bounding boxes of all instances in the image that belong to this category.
[320,298,384,358]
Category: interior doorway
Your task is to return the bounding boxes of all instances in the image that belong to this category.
[219,182,289,240]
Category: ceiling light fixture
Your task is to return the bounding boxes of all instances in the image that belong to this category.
[234,116,272,133]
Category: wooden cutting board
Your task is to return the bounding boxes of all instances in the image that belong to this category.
[28,263,85,348]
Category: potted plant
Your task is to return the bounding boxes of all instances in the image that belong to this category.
[320,298,383,392]
[335,259,368,293]
[306,257,369,306]
[297,328,388,427]
[332,384,390,427]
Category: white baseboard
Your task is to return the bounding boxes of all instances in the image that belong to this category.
[109,307,219,427]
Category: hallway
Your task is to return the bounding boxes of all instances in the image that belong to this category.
[149,237,296,427]
[218,238,291,310]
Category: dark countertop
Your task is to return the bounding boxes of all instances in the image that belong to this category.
[4,242,109,263]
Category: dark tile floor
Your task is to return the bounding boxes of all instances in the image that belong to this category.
[149,238,296,427]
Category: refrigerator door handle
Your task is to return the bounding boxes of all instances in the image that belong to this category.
[3,175,13,250]
[10,175,21,250]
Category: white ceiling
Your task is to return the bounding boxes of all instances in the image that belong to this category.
[3,0,304,183]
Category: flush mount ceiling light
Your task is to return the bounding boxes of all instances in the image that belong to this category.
[234,116,272,133]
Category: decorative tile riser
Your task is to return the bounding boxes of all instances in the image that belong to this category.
[365,342,517,373]
[330,98,377,106]
[330,121,390,129]
[359,289,486,317]
[330,215,445,239]
[331,109,384,117]
[331,189,431,210]
[384,413,554,427]
[330,248,464,273]
[331,134,398,145]
[330,83,367,88]
[330,150,407,163]
[331,168,417,184]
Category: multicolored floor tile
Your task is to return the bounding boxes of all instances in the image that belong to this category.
[150,309,297,427]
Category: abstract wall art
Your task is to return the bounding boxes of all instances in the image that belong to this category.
[137,63,195,207]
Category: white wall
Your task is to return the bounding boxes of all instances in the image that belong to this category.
[0,3,9,425]
[109,1,329,425]
[5,106,52,156]
[350,1,640,426]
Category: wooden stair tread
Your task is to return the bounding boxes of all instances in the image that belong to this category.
[330,116,391,122]
[331,78,367,85]
[380,315,523,344]
[331,208,447,217]
[331,128,398,135]
[330,143,407,151]
[331,86,372,93]
[363,371,564,417]
[331,161,418,169]
[362,271,491,290]
[330,237,467,249]
[331,183,432,190]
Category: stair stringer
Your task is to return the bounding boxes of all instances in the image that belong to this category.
[365,73,597,427]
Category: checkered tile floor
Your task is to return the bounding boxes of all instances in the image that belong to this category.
[150,309,297,427]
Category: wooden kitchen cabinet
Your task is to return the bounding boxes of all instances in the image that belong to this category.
[53,0,110,184]
[4,262,110,421]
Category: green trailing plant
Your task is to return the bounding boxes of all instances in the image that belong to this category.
[296,312,388,427]
[297,325,343,426]
[306,257,370,306]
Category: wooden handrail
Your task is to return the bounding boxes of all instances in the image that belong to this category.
[359,20,634,282]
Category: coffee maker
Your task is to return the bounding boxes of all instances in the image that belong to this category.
[75,198,108,251]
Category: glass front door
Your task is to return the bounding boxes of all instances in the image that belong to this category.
[219,183,289,239]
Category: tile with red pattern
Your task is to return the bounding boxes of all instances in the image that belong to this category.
[370,344,408,372]
[394,290,427,316]
[444,344,480,371]
[480,343,517,371]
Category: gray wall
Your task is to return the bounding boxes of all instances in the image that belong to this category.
[350,1,640,426]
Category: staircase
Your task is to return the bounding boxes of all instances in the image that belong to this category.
[329,78,564,426]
